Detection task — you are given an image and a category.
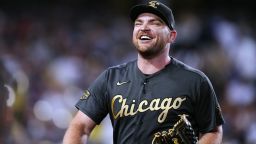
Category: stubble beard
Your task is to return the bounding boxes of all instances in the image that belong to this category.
[133,40,166,59]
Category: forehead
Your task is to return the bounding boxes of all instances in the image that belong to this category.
[136,13,163,21]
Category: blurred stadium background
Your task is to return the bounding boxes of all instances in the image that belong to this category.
[0,0,256,143]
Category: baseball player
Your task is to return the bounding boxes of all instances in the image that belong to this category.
[63,1,224,144]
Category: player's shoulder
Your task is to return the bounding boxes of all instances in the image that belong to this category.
[107,59,136,73]
[171,57,208,81]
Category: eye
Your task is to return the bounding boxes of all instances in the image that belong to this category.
[134,21,142,26]
[152,21,162,26]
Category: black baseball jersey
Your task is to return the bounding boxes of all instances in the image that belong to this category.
[76,57,224,144]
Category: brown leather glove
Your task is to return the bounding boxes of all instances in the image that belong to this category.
[152,114,198,144]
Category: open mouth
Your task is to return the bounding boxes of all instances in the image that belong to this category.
[139,35,153,40]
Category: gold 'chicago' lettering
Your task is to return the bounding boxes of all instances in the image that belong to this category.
[111,95,186,123]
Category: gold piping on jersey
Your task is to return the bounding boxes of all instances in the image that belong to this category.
[111,95,186,123]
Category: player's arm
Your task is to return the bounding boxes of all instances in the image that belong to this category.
[198,125,223,144]
[63,110,97,144]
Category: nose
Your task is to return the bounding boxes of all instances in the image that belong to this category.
[140,23,150,31]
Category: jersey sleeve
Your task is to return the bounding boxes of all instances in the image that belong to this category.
[75,70,109,124]
[195,76,225,133]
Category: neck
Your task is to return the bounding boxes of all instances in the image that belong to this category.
[137,50,171,75]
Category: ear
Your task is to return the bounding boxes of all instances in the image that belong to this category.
[168,30,177,43]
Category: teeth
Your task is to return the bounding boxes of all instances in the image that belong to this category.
[140,35,151,40]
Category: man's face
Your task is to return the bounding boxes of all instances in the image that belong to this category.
[132,13,175,59]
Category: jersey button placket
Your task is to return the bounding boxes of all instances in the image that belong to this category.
[142,79,148,94]
[133,78,149,142]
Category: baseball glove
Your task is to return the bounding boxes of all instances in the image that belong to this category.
[152,114,198,144]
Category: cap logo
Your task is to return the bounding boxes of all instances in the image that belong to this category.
[148,1,159,8]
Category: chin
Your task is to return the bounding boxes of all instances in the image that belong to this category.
[138,49,158,59]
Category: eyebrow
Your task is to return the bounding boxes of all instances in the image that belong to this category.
[135,18,165,24]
